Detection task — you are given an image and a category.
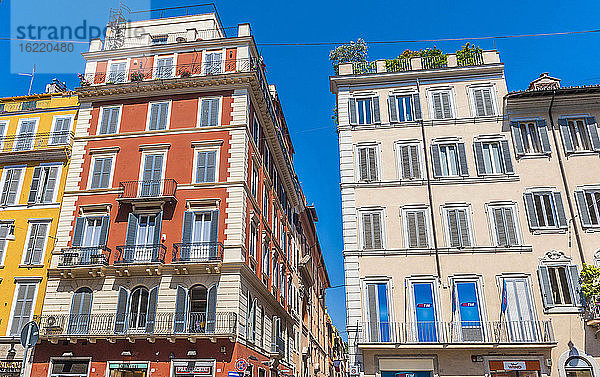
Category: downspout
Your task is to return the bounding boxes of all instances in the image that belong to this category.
[416,79,442,278]
[546,90,585,264]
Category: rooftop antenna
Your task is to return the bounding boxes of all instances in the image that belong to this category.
[107,1,130,50]
[17,64,35,95]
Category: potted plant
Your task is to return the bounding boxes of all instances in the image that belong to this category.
[130,71,145,82]
[179,69,192,78]
[456,43,483,66]
[77,74,91,87]
[329,38,368,74]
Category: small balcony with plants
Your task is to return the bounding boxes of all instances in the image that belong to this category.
[581,264,600,326]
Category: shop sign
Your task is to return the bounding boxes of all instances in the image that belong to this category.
[0,360,22,374]
[175,366,213,375]
[228,372,243,377]
[503,362,526,371]
[109,363,149,369]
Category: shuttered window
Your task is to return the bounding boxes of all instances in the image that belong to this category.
[471,87,495,116]
[23,221,49,264]
[50,116,72,145]
[249,222,258,259]
[10,282,37,335]
[252,166,259,198]
[148,102,169,130]
[397,143,421,180]
[0,168,22,206]
[490,205,520,246]
[107,62,126,83]
[204,52,223,75]
[575,189,600,227]
[431,143,468,177]
[511,120,551,156]
[473,140,514,175]
[28,165,59,203]
[538,264,582,309]
[388,94,422,122]
[361,211,383,250]
[155,57,174,79]
[523,191,567,229]
[99,107,120,134]
[558,117,600,153]
[348,97,380,125]
[445,207,471,248]
[195,150,217,183]
[199,98,220,127]
[365,282,390,342]
[430,90,453,119]
[90,157,113,189]
[263,240,270,277]
[357,146,378,182]
[404,209,428,248]
[0,221,13,264]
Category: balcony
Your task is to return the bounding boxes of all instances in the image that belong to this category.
[586,299,600,326]
[0,99,53,113]
[357,320,555,347]
[115,244,167,264]
[271,335,286,359]
[0,131,73,163]
[117,179,177,205]
[37,312,237,340]
[172,242,224,263]
[59,246,111,267]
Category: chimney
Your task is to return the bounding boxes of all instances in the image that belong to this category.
[45,79,67,93]
[528,72,561,91]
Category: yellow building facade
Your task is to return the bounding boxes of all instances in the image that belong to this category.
[0,91,76,362]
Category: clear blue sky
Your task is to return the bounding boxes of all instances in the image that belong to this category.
[2,0,600,340]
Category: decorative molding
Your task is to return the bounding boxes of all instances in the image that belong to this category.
[89,146,120,155]
[139,143,171,151]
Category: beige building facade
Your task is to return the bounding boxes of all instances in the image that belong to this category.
[331,51,600,377]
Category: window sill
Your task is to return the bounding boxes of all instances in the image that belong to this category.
[566,151,600,157]
[516,153,551,159]
[544,306,584,314]
[583,226,600,233]
[19,264,44,268]
[530,228,568,235]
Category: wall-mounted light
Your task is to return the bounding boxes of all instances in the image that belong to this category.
[62,352,74,357]
[220,346,226,353]
[187,350,197,357]
[121,351,132,356]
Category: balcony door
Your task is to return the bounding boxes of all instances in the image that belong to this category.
[68,288,92,334]
[188,285,207,333]
[180,210,219,261]
[454,281,484,342]
[140,154,163,197]
[412,282,438,342]
[365,282,390,342]
[504,278,538,342]
[14,120,36,151]
[80,217,102,265]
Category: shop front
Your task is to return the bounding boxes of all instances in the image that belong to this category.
[0,360,22,377]
[107,362,150,377]
[172,360,215,377]
[488,360,541,377]
[378,357,435,377]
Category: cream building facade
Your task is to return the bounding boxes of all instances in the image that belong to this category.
[331,52,600,377]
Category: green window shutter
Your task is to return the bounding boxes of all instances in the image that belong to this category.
[575,191,592,227]
[523,192,539,229]
[585,117,600,151]
[174,286,187,333]
[348,98,357,125]
[206,285,217,332]
[568,265,584,307]
[537,120,552,154]
[372,96,381,123]
[125,213,138,246]
[511,121,525,156]
[145,286,158,333]
[72,217,85,247]
[114,287,129,333]
[537,266,555,310]
[500,140,514,174]
[388,95,398,123]
[28,167,41,204]
[558,118,574,153]
[457,143,469,177]
[99,215,110,246]
[553,192,568,228]
[431,145,442,177]
[473,142,486,175]
[412,93,422,120]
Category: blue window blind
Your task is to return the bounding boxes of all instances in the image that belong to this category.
[413,282,437,342]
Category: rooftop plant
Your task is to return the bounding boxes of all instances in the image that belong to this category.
[581,263,600,300]
[456,43,483,66]
[329,38,368,74]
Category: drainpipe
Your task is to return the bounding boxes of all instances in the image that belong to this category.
[416,79,442,278]
[547,90,585,264]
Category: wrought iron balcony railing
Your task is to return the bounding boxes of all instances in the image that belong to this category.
[0,131,73,153]
[586,299,600,325]
[421,55,448,70]
[115,244,167,264]
[59,246,111,267]
[172,242,224,263]
[38,312,237,337]
[118,179,177,200]
[358,320,555,344]
[457,50,484,67]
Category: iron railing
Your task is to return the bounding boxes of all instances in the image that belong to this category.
[0,99,53,113]
[386,58,412,73]
[118,179,177,199]
[59,246,111,267]
[0,131,73,153]
[358,320,554,344]
[421,55,448,70]
[115,244,167,264]
[172,242,224,263]
[80,58,255,86]
[457,50,484,67]
[352,61,377,74]
[38,312,237,337]
[586,299,600,324]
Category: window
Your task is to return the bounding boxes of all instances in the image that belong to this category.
[21,101,37,111]
[348,97,380,125]
[114,286,158,334]
[488,204,520,247]
[246,293,256,342]
[174,284,217,333]
[108,61,127,83]
[68,288,92,334]
[471,87,495,116]
[410,281,438,342]
[90,156,113,189]
[403,208,429,249]
[263,189,270,217]
[429,90,453,119]
[0,167,23,206]
[252,114,260,146]
[262,239,270,276]
[444,206,472,248]
[14,119,37,151]
[365,281,390,342]
[140,153,164,197]
[151,35,168,45]
[155,57,174,79]
[50,360,90,377]
[575,188,600,227]
[524,190,568,230]
[123,212,162,263]
[361,210,383,250]
[23,221,49,265]
[50,116,72,145]
[195,150,217,183]
[9,282,37,335]
[452,280,484,342]
[431,143,468,177]
[252,166,259,198]
[0,221,13,265]
[396,142,421,180]
[28,165,59,204]
[72,216,110,251]
[538,256,582,310]
[129,286,150,330]
[204,51,223,75]
[473,140,514,175]
[199,98,220,127]
[272,258,279,289]
[357,145,378,182]
[559,117,600,153]
[501,277,537,342]
[99,107,120,135]
[147,102,169,130]
[388,94,422,122]
[249,222,258,260]
[564,357,594,377]
[511,120,552,156]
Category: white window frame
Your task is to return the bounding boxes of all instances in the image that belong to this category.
[97,105,123,135]
[0,220,14,266]
[49,357,92,377]
[87,153,116,190]
[196,97,222,128]
[251,163,260,198]
[525,188,565,230]
[192,146,220,184]
[561,116,596,153]
[354,143,381,182]
[50,114,75,135]
[6,279,39,337]
[441,203,475,248]
[474,136,508,176]
[145,100,172,131]
[152,53,177,80]
[105,59,130,84]
[427,88,456,120]
[405,277,441,332]
[485,202,523,247]
[0,165,26,206]
[389,91,419,123]
[138,149,168,184]
[30,162,63,203]
[436,142,462,177]
[361,277,394,325]
[467,84,497,117]
[0,120,8,150]
[449,275,490,340]
[202,49,226,75]
[21,219,51,265]
[14,118,39,151]
[357,207,386,250]
[394,140,424,180]
[401,205,432,249]
[354,96,375,125]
